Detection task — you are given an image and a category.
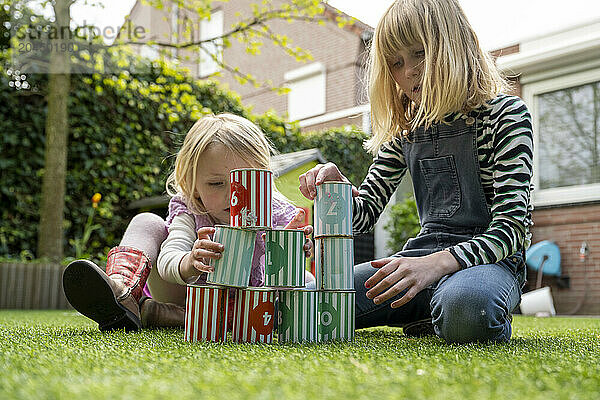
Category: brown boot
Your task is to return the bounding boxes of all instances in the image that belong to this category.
[139,297,185,328]
[63,246,151,332]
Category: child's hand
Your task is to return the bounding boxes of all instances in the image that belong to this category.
[284,208,306,229]
[179,227,224,281]
[364,251,460,308]
[298,162,359,200]
[300,225,313,258]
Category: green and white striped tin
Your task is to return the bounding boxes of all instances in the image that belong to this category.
[265,229,305,288]
[277,289,318,343]
[207,225,256,288]
[315,237,354,290]
[314,181,353,238]
[317,290,355,342]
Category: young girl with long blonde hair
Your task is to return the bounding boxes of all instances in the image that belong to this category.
[300,0,533,343]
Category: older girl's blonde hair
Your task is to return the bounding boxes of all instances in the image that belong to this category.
[166,113,276,215]
[365,0,510,154]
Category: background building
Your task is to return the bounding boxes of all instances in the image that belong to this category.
[126,0,372,133]
[496,19,600,314]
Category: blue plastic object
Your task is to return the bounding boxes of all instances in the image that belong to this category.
[525,240,561,276]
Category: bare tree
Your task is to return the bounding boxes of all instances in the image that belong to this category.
[37,0,73,261]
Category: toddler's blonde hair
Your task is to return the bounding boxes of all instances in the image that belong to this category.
[365,0,510,154]
[166,113,275,215]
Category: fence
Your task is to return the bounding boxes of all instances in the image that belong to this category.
[0,262,70,309]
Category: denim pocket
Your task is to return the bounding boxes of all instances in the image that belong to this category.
[502,251,526,287]
[419,155,461,218]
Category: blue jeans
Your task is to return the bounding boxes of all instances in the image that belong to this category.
[354,258,522,343]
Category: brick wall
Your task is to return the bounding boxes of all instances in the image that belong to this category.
[528,204,600,315]
[216,0,368,119]
[128,0,370,125]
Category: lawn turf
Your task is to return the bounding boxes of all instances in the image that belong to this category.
[1,311,599,399]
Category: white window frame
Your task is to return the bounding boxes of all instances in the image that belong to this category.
[198,10,223,78]
[284,62,326,121]
[523,67,600,207]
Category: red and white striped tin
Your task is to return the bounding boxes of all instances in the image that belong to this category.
[184,285,229,342]
[232,287,276,343]
[230,168,273,229]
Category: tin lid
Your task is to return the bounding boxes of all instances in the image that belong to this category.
[243,286,276,292]
[320,289,356,294]
[264,227,305,234]
[313,234,354,239]
[214,224,261,233]
[230,168,273,174]
[287,288,320,293]
[320,180,352,186]
[186,284,229,290]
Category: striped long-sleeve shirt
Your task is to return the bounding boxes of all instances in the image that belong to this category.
[354,94,534,268]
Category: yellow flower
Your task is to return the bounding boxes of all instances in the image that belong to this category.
[92,193,102,208]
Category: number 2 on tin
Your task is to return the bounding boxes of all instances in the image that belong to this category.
[326,201,337,216]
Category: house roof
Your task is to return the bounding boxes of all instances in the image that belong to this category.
[322,3,374,36]
[271,148,326,177]
[127,148,327,210]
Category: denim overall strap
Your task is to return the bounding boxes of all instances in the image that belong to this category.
[400,116,491,252]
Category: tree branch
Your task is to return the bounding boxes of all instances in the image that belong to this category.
[118,6,332,50]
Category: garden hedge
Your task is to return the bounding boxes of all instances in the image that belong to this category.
[0,51,371,263]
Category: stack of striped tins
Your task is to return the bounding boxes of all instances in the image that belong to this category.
[184,170,355,344]
[312,181,355,342]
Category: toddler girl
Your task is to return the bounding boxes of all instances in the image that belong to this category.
[64,113,313,331]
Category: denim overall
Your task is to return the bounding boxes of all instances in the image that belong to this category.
[354,116,524,343]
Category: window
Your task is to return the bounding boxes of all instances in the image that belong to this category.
[198,10,223,77]
[523,68,600,206]
[284,63,326,121]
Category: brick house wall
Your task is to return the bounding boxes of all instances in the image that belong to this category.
[212,0,370,127]
[528,204,600,314]
[495,21,600,314]
[126,0,372,132]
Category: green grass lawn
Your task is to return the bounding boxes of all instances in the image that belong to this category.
[1,311,599,399]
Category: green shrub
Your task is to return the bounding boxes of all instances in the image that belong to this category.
[0,50,372,262]
[302,126,371,187]
[1,50,252,262]
[384,195,421,251]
